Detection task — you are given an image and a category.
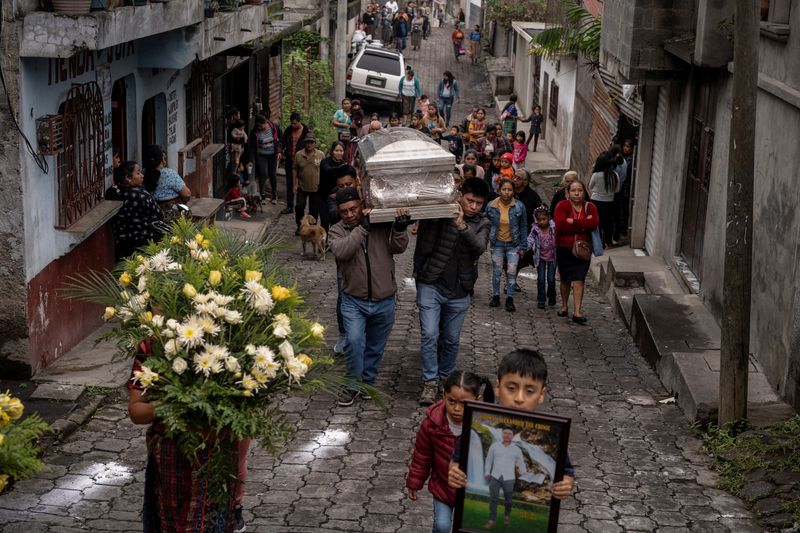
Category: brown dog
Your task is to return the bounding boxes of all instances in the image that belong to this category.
[299,214,327,260]
[243,193,263,214]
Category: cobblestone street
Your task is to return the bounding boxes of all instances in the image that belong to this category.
[0,25,765,533]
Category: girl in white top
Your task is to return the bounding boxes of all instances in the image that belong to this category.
[588,151,621,247]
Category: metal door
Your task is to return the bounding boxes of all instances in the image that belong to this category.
[645,86,668,254]
[679,73,718,280]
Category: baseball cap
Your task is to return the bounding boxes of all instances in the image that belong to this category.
[335,187,361,206]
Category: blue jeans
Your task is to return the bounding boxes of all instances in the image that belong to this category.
[488,476,516,521]
[491,242,519,298]
[432,498,453,533]
[341,294,396,386]
[438,97,454,126]
[397,36,407,50]
[417,283,471,382]
[537,260,557,305]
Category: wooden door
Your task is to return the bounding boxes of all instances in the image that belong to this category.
[142,97,156,149]
[679,73,718,281]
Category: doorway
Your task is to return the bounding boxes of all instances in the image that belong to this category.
[142,93,168,150]
[541,72,549,140]
[111,75,136,162]
[679,72,719,281]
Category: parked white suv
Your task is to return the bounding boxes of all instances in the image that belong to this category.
[346,44,405,103]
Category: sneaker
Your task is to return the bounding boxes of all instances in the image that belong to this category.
[239,210,251,219]
[489,295,500,307]
[232,505,246,533]
[333,339,346,355]
[271,198,278,205]
[537,302,546,309]
[419,380,438,406]
[280,207,293,214]
[505,297,516,312]
[337,387,358,407]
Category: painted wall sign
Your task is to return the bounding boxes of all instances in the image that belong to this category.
[167,89,178,146]
[48,43,136,87]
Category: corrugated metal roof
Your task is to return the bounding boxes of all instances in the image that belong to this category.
[598,66,643,122]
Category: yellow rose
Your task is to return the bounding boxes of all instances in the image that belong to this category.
[139,311,153,324]
[208,270,222,286]
[0,433,4,446]
[182,283,197,299]
[297,354,313,367]
[119,272,132,286]
[195,233,204,243]
[243,390,252,397]
[0,474,8,493]
[271,285,290,301]
[103,307,116,321]
[170,235,181,244]
[5,398,23,421]
[245,270,263,282]
[200,239,211,250]
[309,322,325,338]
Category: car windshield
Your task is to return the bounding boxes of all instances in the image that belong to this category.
[357,52,401,76]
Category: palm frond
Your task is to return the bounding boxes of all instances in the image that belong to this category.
[529,0,601,61]
[60,270,121,305]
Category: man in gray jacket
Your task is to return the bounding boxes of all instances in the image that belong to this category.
[413,178,491,405]
[328,187,411,406]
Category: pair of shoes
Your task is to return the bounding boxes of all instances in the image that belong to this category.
[557,309,569,317]
[294,227,300,236]
[419,380,438,406]
[239,210,251,219]
[504,515,511,526]
[337,387,359,406]
[483,520,495,529]
[572,315,588,325]
[537,302,546,309]
[505,297,516,312]
[232,505,246,533]
[489,295,500,307]
[548,299,556,306]
[280,207,293,215]
[513,283,522,292]
[271,198,278,205]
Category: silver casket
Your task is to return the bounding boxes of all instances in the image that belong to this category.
[357,128,459,223]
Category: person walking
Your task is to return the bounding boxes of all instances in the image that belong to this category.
[280,112,309,215]
[588,151,620,248]
[451,24,465,60]
[410,12,424,50]
[553,180,598,324]
[413,178,491,405]
[421,104,446,140]
[436,71,460,127]
[318,141,348,229]
[398,70,421,124]
[499,95,519,138]
[293,133,324,235]
[519,104,543,152]
[328,188,411,406]
[393,9,410,52]
[468,25,481,64]
[420,1,431,38]
[549,170,578,217]
[248,113,281,204]
[486,179,528,312]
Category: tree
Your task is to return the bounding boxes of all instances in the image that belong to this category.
[528,0,600,65]
[485,0,547,28]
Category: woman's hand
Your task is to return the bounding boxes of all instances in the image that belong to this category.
[552,475,575,500]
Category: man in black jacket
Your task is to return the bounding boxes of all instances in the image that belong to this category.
[413,178,491,405]
[513,168,544,292]
[279,112,309,214]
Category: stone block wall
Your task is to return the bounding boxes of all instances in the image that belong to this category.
[601,0,695,82]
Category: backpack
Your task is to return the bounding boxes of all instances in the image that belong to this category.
[398,19,408,36]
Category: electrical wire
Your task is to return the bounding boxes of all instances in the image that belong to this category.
[0,3,49,173]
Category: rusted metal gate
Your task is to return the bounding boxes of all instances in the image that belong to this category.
[187,60,213,147]
[588,74,619,176]
[680,72,719,281]
[56,82,105,229]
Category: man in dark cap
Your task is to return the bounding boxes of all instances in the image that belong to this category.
[328,188,411,406]
[293,132,325,235]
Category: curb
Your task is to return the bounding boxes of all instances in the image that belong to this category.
[42,393,106,450]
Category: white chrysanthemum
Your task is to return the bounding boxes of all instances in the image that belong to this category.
[191,249,211,262]
[172,357,188,375]
[223,309,243,324]
[252,294,274,315]
[224,356,241,373]
[285,357,309,381]
[135,263,148,277]
[310,322,325,338]
[252,346,276,369]
[186,239,199,251]
[213,294,235,306]
[193,352,215,377]
[128,294,148,313]
[163,339,179,358]
[117,307,134,322]
[197,316,220,337]
[209,359,224,374]
[195,301,219,315]
[193,293,213,304]
[261,359,280,380]
[177,318,204,348]
[273,324,291,338]
[133,365,159,389]
[137,275,148,293]
[272,314,292,338]
[278,340,294,359]
[238,373,259,391]
[148,249,173,271]
[203,344,230,361]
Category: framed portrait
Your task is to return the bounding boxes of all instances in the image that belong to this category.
[452,401,571,533]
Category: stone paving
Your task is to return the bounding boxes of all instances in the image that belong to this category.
[0,25,767,533]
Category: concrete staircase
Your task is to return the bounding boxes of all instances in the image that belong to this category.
[593,249,795,426]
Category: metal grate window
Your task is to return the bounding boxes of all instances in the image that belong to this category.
[56,82,106,229]
[549,80,559,126]
[186,60,213,148]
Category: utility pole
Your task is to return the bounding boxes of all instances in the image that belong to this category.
[719,0,758,424]
[320,0,330,62]
[334,0,348,102]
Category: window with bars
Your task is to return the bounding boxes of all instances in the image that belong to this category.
[56,82,106,229]
[549,80,559,126]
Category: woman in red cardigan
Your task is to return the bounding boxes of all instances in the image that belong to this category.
[553,180,599,324]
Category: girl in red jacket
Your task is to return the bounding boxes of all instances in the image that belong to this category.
[406,371,494,533]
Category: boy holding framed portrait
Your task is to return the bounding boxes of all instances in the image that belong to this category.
[447,349,575,532]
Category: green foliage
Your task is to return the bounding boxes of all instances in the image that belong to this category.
[485,0,547,28]
[529,0,601,63]
[284,29,325,56]
[702,416,800,522]
[0,412,51,489]
[281,49,338,152]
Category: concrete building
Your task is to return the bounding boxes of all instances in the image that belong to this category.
[0,0,322,377]
[600,0,800,414]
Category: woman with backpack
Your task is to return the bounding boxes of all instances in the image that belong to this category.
[436,71,460,127]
